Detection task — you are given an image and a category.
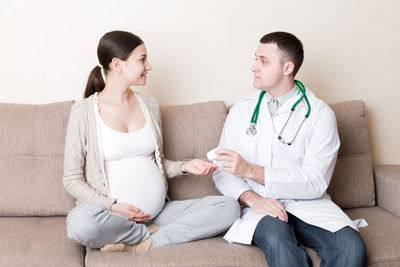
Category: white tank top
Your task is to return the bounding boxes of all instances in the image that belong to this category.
[98,113,166,219]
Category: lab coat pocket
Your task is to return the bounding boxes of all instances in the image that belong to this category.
[276,136,305,166]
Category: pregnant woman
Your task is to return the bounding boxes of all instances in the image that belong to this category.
[63,30,240,252]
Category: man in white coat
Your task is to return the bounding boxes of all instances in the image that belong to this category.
[212,32,366,266]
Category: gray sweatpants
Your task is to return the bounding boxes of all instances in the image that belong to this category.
[66,195,240,249]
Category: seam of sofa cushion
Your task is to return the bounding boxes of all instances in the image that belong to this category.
[84,248,264,267]
[188,105,196,158]
[337,152,370,159]
[370,257,400,265]
[0,155,63,159]
[187,265,255,267]
[179,263,264,267]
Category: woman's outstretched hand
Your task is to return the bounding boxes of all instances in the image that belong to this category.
[181,159,218,176]
[111,203,151,222]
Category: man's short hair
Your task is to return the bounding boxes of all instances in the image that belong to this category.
[260,32,304,77]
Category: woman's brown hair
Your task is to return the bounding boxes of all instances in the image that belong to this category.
[84,31,143,98]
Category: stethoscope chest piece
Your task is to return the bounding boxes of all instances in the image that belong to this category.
[246,123,257,136]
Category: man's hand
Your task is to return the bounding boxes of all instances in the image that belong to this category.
[181,159,218,176]
[111,203,151,222]
[215,149,251,177]
[239,190,288,222]
[216,149,265,185]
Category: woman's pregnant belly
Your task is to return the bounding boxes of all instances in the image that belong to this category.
[105,157,166,219]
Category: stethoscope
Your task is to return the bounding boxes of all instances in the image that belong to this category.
[246,80,311,145]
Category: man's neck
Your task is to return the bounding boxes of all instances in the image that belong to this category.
[266,79,295,98]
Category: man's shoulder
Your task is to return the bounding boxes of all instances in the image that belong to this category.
[230,90,260,113]
[306,89,335,118]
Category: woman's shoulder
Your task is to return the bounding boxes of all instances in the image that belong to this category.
[134,90,158,104]
[134,90,159,111]
[69,95,95,117]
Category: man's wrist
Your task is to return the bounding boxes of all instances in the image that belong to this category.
[238,190,260,208]
[245,164,265,185]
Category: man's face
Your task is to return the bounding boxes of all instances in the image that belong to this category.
[251,42,287,90]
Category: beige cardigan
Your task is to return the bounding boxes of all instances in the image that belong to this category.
[62,91,184,210]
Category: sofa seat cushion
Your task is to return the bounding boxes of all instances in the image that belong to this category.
[0,217,84,267]
[86,237,267,267]
[86,236,323,267]
[345,207,400,266]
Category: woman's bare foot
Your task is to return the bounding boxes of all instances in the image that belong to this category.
[100,243,125,252]
[123,239,153,252]
[147,224,160,235]
[100,239,153,252]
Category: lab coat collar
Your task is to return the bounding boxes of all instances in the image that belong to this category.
[245,87,314,117]
[264,85,297,106]
[273,86,314,116]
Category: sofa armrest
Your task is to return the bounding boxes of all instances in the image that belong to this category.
[374,164,400,218]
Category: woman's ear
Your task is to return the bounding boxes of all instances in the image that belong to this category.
[111,57,123,73]
[283,61,294,76]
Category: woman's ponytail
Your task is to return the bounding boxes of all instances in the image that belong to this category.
[83,65,105,98]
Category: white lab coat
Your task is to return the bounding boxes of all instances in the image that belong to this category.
[213,88,361,245]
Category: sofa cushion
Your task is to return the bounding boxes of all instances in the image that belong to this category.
[328,101,375,208]
[86,237,265,267]
[0,101,76,216]
[345,207,400,266]
[0,217,84,267]
[161,101,227,200]
[168,173,220,200]
[86,237,322,267]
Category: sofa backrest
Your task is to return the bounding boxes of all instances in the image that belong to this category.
[328,100,375,208]
[0,99,374,217]
[0,101,76,216]
[0,100,226,216]
[162,100,375,209]
[161,101,226,200]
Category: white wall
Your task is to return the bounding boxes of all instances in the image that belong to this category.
[1,0,399,164]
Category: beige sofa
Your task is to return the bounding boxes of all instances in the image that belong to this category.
[0,99,399,267]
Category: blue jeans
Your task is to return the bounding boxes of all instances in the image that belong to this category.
[252,213,366,267]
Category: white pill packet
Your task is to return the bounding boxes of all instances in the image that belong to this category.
[207,147,220,161]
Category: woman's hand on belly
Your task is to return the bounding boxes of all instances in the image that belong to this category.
[181,159,218,176]
[111,202,151,222]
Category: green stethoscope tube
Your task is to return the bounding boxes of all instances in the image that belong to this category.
[247,80,311,145]
[293,80,311,118]
[250,91,267,124]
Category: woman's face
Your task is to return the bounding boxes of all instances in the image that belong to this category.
[120,44,152,86]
